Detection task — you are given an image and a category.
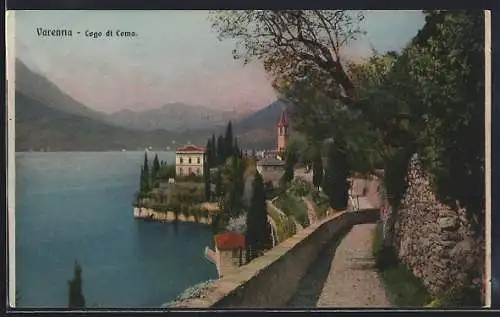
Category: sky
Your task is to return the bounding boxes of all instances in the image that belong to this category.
[14,10,426,114]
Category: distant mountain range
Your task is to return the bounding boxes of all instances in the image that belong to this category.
[13,59,293,151]
[106,103,240,132]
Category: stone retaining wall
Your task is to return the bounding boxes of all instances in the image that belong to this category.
[360,156,484,298]
[170,209,379,308]
[133,207,212,224]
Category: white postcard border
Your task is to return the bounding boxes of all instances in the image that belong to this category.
[6,10,16,308]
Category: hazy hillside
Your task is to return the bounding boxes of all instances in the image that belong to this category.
[15,91,209,151]
[234,99,293,132]
[192,99,294,150]
[106,103,240,132]
[13,58,294,151]
[231,99,294,149]
[16,59,244,132]
[15,59,107,122]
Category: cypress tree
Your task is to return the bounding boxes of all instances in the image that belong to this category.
[68,260,86,308]
[215,169,223,198]
[246,172,271,261]
[206,139,213,168]
[322,143,349,210]
[152,154,160,186]
[216,135,225,166]
[211,134,217,164]
[224,121,234,160]
[203,157,211,201]
[281,149,297,187]
[228,156,245,216]
[312,149,323,189]
[142,152,150,192]
[233,138,240,158]
[139,166,145,194]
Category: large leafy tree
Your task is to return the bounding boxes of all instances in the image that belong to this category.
[210,10,365,103]
[404,11,485,227]
[357,11,485,228]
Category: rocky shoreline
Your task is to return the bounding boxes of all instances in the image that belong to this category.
[133,207,212,225]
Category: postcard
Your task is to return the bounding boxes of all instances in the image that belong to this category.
[6,10,490,309]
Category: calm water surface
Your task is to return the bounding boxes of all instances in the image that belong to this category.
[15,152,217,308]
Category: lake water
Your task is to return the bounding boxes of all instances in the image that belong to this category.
[15,151,218,308]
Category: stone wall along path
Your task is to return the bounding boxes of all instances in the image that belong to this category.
[287,195,391,308]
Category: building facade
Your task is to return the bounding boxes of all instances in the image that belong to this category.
[256,157,286,188]
[175,144,205,177]
[214,232,247,278]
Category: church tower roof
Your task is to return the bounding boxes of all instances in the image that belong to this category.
[277,109,288,127]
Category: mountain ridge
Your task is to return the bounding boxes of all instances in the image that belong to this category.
[14,58,293,151]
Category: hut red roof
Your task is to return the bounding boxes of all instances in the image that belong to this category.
[277,109,288,127]
[176,145,205,153]
[215,232,246,251]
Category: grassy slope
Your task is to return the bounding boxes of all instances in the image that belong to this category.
[371,225,432,307]
[267,202,297,243]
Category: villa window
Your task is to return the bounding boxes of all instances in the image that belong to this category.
[188,167,192,174]
[179,167,183,174]
[189,157,192,164]
[180,157,183,164]
[197,157,200,164]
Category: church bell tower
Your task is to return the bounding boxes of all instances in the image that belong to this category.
[277,108,288,158]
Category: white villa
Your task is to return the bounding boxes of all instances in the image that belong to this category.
[175,144,205,177]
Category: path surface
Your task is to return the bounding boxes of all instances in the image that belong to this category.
[287,196,390,308]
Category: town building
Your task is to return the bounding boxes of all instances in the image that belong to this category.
[175,144,205,177]
[205,232,247,278]
[256,157,286,188]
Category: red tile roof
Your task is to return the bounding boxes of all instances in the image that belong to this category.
[176,145,205,153]
[277,109,288,127]
[215,232,246,251]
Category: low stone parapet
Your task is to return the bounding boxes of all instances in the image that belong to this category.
[170,208,380,308]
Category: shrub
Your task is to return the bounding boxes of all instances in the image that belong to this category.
[226,214,247,234]
[289,178,313,197]
[310,188,330,219]
[274,192,309,227]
